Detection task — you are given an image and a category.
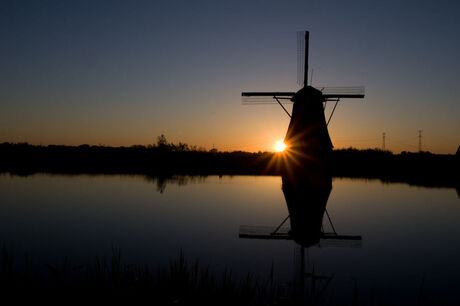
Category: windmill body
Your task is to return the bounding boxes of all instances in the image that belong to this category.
[286,85,333,160]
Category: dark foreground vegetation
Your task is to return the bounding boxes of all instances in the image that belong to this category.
[1,246,438,306]
[0,137,458,188]
[0,247,326,306]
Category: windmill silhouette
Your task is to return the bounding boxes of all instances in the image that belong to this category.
[239,172,362,303]
[240,33,364,300]
[242,31,364,160]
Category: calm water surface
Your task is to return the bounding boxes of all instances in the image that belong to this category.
[1,174,459,304]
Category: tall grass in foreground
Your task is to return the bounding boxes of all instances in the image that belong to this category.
[1,246,292,305]
[1,246,435,305]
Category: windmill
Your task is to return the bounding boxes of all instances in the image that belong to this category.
[239,31,364,299]
[242,31,364,159]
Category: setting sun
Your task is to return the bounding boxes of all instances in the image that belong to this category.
[274,140,287,152]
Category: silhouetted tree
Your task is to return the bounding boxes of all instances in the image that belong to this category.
[157,134,168,147]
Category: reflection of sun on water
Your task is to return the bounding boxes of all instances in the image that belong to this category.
[274,140,287,152]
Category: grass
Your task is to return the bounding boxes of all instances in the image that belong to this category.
[0,245,439,305]
[0,246,293,305]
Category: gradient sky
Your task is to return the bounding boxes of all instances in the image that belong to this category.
[1,0,459,153]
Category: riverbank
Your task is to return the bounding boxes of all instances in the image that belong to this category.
[0,142,458,188]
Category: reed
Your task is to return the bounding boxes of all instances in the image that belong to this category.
[0,246,291,305]
[0,246,434,305]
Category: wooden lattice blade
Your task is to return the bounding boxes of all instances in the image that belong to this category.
[239,225,362,248]
[241,87,364,104]
[320,87,365,99]
[239,225,291,240]
[241,92,295,104]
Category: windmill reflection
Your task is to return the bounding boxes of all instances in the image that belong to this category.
[239,171,362,248]
[284,163,362,243]
[239,169,361,302]
[281,172,331,248]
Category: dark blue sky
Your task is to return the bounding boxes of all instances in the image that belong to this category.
[1,0,459,152]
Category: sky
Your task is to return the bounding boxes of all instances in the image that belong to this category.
[1,0,459,153]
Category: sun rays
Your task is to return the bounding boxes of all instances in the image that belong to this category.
[265,127,325,178]
[274,140,287,152]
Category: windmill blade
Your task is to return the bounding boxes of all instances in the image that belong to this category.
[242,96,280,104]
[241,92,295,104]
[241,87,364,104]
[242,92,296,97]
[321,87,365,99]
[239,225,363,248]
[297,31,307,86]
[319,232,362,248]
[239,225,291,239]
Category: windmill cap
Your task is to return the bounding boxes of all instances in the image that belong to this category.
[291,86,323,103]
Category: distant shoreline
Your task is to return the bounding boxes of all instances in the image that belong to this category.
[1,142,458,189]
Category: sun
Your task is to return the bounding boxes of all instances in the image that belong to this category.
[274,140,287,152]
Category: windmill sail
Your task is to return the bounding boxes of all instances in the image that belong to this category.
[242,92,295,104]
[320,87,365,99]
[239,225,362,248]
[297,31,307,86]
[242,87,364,104]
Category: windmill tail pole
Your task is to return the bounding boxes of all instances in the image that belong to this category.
[304,31,309,87]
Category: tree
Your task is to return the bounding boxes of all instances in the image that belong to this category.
[157,134,168,147]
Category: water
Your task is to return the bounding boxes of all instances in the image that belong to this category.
[1,173,459,304]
